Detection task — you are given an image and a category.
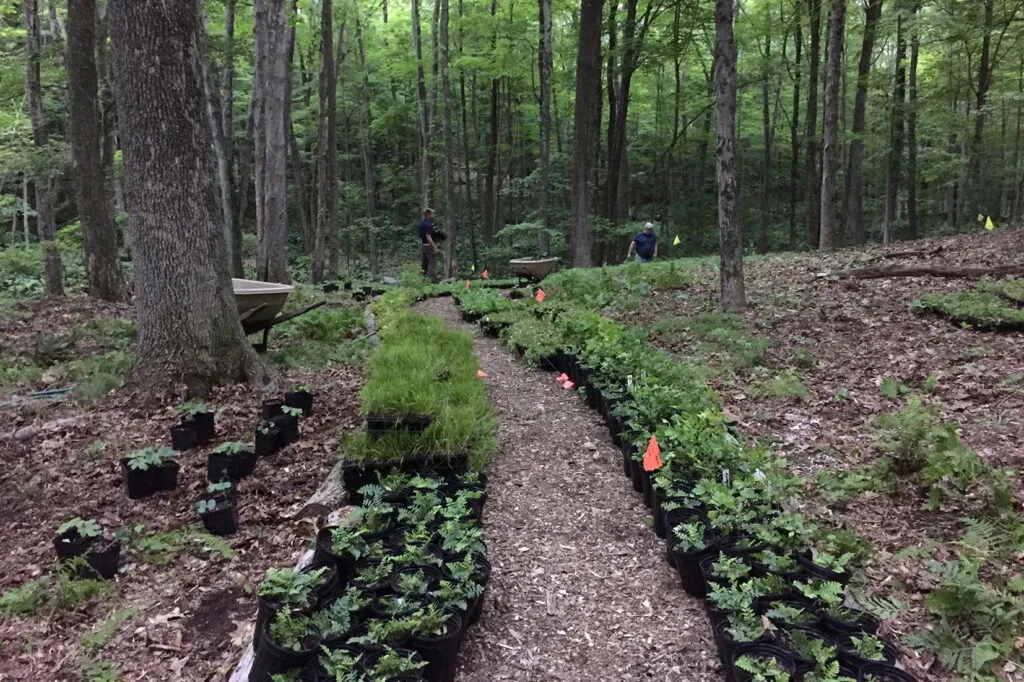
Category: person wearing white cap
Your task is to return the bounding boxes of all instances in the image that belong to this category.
[627,222,658,263]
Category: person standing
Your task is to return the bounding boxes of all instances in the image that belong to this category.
[419,208,439,282]
[627,222,658,263]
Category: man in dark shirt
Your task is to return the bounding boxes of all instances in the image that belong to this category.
[627,222,658,263]
[419,208,438,282]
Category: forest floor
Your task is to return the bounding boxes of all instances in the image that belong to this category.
[415,297,717,682]
[0,295,367,681]
[606,228,1024,682]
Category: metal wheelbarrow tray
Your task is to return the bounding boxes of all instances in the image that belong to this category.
[232,278,326,352]
[508,257,559,283]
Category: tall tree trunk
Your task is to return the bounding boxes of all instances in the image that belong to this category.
[236,95,256,237]
[47,0,65,43]
[67,0,122,301]
[966,0,994,226]
[804,0,822,248]
[907,0,919,239]
[537,0,552,256]
[883,10,907,245]
[199,26,236,279]
[221,0,242,276]
[570,0,603,268]
[412,0,432,211]
[819,0,845,250]
[788,1,802,248]
[483,0,499,245]
[108,0,266,394]
[355,12,379,276]
[254,0,291,283]
[24,0,63,296]
[758,8,773,255]
[715,0,744,311]
[440,0,458,277]
[311,0,338,284]
[843,0,881,245]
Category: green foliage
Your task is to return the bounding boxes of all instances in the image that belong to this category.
[651,311,771,371]
[914,290,1024,330]
[213,441,247,455]
[117,524,234,565]
[57,517,102,539]
[750,369,808,399]
[0,559,110,617]
[734,654,791,681]
[82,607,139,655]
[257,567,325,608]
[268,610,315,652]
[81,660,120,682]
[125,446,174,471]
[871,396,942,475]
[270,303,369,368]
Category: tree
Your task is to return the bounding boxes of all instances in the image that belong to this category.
[907,0,919,239]
[311,0,338,284]
[570,0,604,268]
[804,0,823,249]
[355,9,379,276]
[24,0,63,296]
[818,0,845,251]
[412,0,432,211]
[883,7,907,245]
[537,0,553,256]
[715,0,744,311]
[108,0,267,394]
[439,0,458,277]
[254,0,291,283]
[483,0,500,245]
[843,0,882,245]
[67,0,123,301]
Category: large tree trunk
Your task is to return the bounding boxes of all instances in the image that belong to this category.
[966,0,994,227]
[804,0,822,249]
[221,0,242,276]
[715,0,744,311]
[907,0,919,239]
[788,1,802,248]
[537,0,552,257]
[67,0,122,301]
[819,0,845,251]
[482,0,499,245]
[412,0,432,211]
[843,0,881,245]
[570,0,603,268]
[108,0,267,395]
[883,11,907,245]
[199,25,236,279]
[24,0,63,296]
[355,13,379,276]
[440,0,458,278]
[311,0,338,284]
[757,8,773,255]
[254,0,291,283]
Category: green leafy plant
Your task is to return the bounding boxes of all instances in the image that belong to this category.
[57,518,102,539]
[848,634,886,661]
[268,610,315,652]
[180,400,207,416]
[282,405,303,417]
[126,447,173,471]
[196,499,218,514]
[213,441,247,455]
[733,653,791,681]
[671,520,710,552]
[366,647,427,681]
[257,567,325,608]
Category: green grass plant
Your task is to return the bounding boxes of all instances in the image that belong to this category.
[914,290,1024,330]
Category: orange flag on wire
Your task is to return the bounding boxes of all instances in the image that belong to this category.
[643,436,663,471]
[482,269,489,279]
[563,380,575,389]
[556,373,569,383]
[465,280,471,289]
[535,288,546,303]
[476,370,488,378]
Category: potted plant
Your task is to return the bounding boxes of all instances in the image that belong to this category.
[262,396,285,420]
[256,421,283,457]
[799,548,854,585]
[171,400,215,450]
[53,517,101,559]
[196,495,238,536]
[121,447,178,498]
[255,568,328,652]
[250,610,321,682]
[311,590,366,648]
[390,566,445,596]
[401,605,463,682]
[285,384,314,416]
[834,633,898,670]
[313,526,369,581]
[208,441,257,482]
[731,644,796,682]
[856,662,919,682]
[363,647,427,682]
[272,407,302,445]
[796,580,880,636]
[315,647,362,680]
[668,518,719,597]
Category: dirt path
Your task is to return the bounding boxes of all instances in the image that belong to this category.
[414,297,715,682]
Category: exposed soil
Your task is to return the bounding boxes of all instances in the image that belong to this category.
[415,297,717,682]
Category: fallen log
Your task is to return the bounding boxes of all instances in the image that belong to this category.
[830,263,1024,280]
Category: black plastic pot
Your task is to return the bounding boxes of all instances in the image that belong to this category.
[121,459,156,499]
[194,411,215,442]
[729,643,796,682]
[262,398,285,421]
[799,553,852,585]
[307,563,343,607]
[312,527,358,583]
[53,528,94,559]
[255,424,283,457]
[208,450,257,482]
[406,613,463,682]
[170,422,199,452]
[249,621,321,682]
[835,633,899,671]
[391,565,446,594]
[84,540,121,579]
[621,441,636,479]
[285,390,314,416]
[271,413,300,445]
[152,459,180,492]
[199,501,239,536]
[856,662,919,682]
[365,414,435,439]
[629,457,644,493]
[669,541,719,598]
[821,608,881,638]
[713,619,776,669]
[640,470,655,509]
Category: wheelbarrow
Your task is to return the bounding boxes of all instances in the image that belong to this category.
[509,257,559,286]
[233,278,326,353]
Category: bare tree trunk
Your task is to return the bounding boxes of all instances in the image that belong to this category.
[843,0,881,245]
[457,0,476,265]
[22,176,29,244]
[289,117,312,255]
[819,0,845,250]
[883,11,906,245]
[570,0,603,268]
[355,12,379,276]
[788,1,802,248]
[221,0,242,276]
[67,0,123,301]
[254,0,291,283]
[311,0,338,284]
[47,0,65,43]
[483,0,499,245]
[758,7,773,255]
[907,0,919,239]
[24,0,63,296]
[440,0,458,277]
[412,0,432,211]
[108,0,267,394]
[804,0,822,248]
[537,0,552,256]
[236,95,256,237]
[199,25,236,278]
[966,0,994,227]
[716,0,744,311]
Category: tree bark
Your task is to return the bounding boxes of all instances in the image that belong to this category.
[440,0,458,277]
[715,0,744,311]
[966,0,994,227]
[758,7,773,255]
[819,0,845,251]
[883,10,907,245]
[483,0,500,245]
[788,1,802,248]
[222,0,242,276]
[907,0,919,239]
[843,0,881,245]
[108,0,267,395]
[24,0,63,296]
[804,0,823,249]
[311,0,338,284]
[254,0,291,283]
[537,0,552,256]
[67,0,122,301]
[356,12,379,276]
[570,0,603,268]
[412,0,432,211]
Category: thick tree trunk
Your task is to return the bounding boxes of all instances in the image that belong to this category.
[254,0,291,283]
[537,0,552,256]
[804,0,822,249]
[715,0,744,311]
[843,0,881,245]
[311,0,338,284]
[819,0,845,251]
[24,0,63,296]
[758,11,772,255]
[222,0,242,277]
[907,0,919,239]
[412,0,432,211]
[440,0,458,278]
[788,3,802,248]
[108,0,267,395]
[199,31,237,278]
[570,0,603,268]
[356,13,379,276]
[966,0,994,227]
[67,0,122,301]
[483,0,499,245]
[883,12,907,245]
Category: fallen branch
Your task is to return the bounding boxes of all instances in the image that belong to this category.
[830,263,1024,280]
[856,244,944,265]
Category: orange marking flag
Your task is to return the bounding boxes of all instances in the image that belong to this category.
[643,435,663,471]
[535,288,546,303]
[482,269,489,279]
[465,280,471,290]
[476,370,488,378]
[556,373,569,383]
[562,380,575,390]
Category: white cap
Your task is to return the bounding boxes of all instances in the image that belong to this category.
[644,222,654,229]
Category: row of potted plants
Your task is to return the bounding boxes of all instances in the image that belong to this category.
[247,466,490,682]
[452,291,916,682]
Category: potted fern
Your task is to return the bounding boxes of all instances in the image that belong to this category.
[250,610,321,682]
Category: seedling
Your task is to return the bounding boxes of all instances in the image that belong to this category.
[367,647,427,680]
[180,400,207,416]
[257,567,325,608]
[126,447,174,471]
[733,654,790,681]
[206,481,233,494]
[268,610,315,652]
[213,442,247,456]
[196,499,218,514]
[281,406,303,418]
[294,383,311,393]
[57,518,102,539]
[849,634,886,661]
[671,521,710,552]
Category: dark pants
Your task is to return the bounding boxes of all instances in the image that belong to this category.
[421,244,437,282]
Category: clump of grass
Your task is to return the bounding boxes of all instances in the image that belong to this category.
[751,369,808,399]
[914,290,1024,330]
[82,607,139,655]
[271,305,368,368]
[0,559,111,617]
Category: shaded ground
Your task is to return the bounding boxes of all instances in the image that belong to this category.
[0,297,364,681]
[415,297,716,682]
